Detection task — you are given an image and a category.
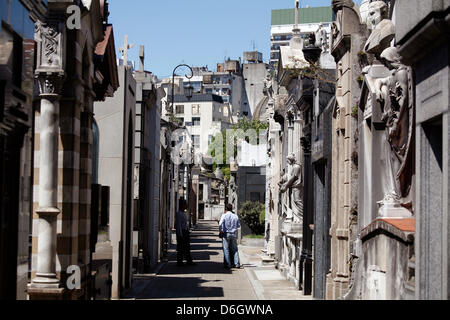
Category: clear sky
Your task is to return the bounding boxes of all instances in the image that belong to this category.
[108,0,362,79]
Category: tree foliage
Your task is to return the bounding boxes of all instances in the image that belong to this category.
[238,201,265,235]
[207,117,268,181]
[231,116,268,135]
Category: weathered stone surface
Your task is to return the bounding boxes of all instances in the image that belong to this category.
[327,0,365,300]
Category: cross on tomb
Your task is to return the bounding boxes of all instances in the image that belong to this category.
[119,35,134,66]
[139,45,145,73]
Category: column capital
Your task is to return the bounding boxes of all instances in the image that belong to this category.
[36,72,65,97]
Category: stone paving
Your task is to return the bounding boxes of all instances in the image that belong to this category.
[123,220,312,300]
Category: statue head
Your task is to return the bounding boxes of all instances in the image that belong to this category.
[287,154,297,165]
[332,0,355,11]
[380,46,402,69]
[367,1,389,30]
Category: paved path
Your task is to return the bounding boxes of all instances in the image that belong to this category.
[124,220,312,300]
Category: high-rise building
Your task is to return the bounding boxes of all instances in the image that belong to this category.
[270,6,333,68]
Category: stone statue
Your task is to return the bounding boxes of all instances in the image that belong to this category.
[315,23,329,52]
[331,0,361,48]
[264,73,274,101]
[364,1,395,56]
[359,0,371,25]
[375,46,414,203]
[278,168,287,189]
[219,183,225,197]
[280,154,303,220]
[229,175,237,209]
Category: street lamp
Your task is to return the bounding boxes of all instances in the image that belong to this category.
[185,82,194,99]
[169,64,193,115]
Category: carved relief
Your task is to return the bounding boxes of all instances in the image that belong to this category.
[286,103,296,121]
[36,74,64,96]
[35,20,64,70]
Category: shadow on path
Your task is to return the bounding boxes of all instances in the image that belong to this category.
[125,220,238,299]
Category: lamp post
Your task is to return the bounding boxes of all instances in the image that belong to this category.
[169,64,193,115]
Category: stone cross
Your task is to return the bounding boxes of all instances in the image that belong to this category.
[139,45,145,72]
[119,35,134,66]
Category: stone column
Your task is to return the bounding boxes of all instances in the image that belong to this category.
[32,74,64,288]
[29,15,66,298]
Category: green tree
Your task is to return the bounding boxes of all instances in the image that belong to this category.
[207,117,269,180]
[238,201,266,235]
[231,116,268,145]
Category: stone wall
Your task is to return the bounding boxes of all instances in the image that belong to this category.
[394,0,450,300]
[327,1,367,300]
[95,64,136,299]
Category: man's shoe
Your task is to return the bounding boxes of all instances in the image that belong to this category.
[234,265,243,269]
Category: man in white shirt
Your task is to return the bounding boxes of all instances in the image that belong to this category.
[219,203,242,269]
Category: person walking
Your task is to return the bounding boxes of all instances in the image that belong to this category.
[175,199,195,266]
[219,203,242,269]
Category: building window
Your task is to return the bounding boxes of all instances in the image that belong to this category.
[176,105,184,114]
[192,117,201,126]
[192,135,200,148]
[192,104,201,115]
[12,34,23,88]
[208,135,214,145]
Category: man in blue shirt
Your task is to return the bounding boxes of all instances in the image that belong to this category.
[219,203,242,269]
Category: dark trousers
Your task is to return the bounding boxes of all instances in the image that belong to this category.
[177,230,193,263]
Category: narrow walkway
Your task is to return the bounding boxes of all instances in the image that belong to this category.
[124,220,311,300]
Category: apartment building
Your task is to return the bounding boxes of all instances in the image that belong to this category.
[172,94,231,158]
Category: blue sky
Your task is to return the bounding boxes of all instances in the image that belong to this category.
[108,0,362,78]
